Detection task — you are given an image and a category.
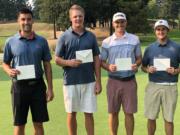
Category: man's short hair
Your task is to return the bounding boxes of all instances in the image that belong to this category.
[69,4,85,17]
[17,8,33,18]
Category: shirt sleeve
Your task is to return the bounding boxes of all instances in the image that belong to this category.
[55,34,66,58]
[3,39,13,64]
[100,41,108,61]
[42,39,52,61]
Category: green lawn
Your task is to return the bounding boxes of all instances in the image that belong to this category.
[0,24,180,134]
[1,63,180,135]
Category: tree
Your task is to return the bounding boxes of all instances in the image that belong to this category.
[0,0,31,21]
[34,0,151,35]
[115,0,151,34]
[34,0,70,39]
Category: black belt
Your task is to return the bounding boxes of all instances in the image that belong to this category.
[109,75,135,81]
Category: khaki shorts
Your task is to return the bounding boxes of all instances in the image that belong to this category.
[144,82,178,122]
[63,82,97,113]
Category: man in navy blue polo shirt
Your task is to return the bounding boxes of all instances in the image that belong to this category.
[3,8,54,135]
[142,20,180,135]
[55,4,102,135]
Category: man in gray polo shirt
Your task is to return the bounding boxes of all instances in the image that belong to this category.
[100,12,142,135]
[3,8,54,135]
[55,4,102,135]
[142,19,180,135]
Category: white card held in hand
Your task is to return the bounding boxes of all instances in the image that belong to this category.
[153,58,170,71]
[16,65,35,80]
[76,49,93,63]
[115,58,132,71]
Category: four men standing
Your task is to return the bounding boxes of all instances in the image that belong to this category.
[2,5,180,135]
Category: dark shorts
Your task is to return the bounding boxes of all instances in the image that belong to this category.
[107,77,137,114]
[11,78,49,126]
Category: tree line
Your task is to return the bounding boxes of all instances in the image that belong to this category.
[0,0,179,37]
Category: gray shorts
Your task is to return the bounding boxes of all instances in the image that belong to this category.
[144,82,178,122]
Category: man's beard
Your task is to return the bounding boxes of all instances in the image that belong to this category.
[23,25,32,32]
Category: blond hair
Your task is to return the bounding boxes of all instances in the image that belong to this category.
[69,4,85,18]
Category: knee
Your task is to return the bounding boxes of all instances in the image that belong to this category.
[33,122,43,130]
[125,113,134,119]
[84,113,93,118]
[68,112,77,119]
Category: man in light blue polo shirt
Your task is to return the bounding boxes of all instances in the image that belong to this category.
[3,8,54,135]
[142,19,180,135]
[100,12,142,135]
[55,4,102,135]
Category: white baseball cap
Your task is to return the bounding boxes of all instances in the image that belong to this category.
[154,19,169,29]
[113,12,126,22]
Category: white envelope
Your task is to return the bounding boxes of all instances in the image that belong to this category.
[115,58,132,71]
[76,49,93,63]
[16,65,35,80]
[153,58,170,71]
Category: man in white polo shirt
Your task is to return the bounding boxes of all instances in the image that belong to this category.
[142,19,180,135]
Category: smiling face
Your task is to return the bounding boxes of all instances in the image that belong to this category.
[155,25,169,41]
[113,19,127,33]
[70,9,84,29]
[18,13,33,33]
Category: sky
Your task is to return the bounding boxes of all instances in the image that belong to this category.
[27,0,34,8]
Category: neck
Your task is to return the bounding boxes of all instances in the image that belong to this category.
[115,31,125,38]
[158,38,168,45]
[21,31,33,38]
[72,26,84,35]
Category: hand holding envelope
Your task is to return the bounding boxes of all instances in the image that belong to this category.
[16,65,35,80]
[76,49,93,63]
[153,58,170,71]
[115,58,132,71]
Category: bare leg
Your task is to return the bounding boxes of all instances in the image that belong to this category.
[67,112,77,135]
[147,119,156,135]
[33,122,44,135]
[164,120,174,135]
[14,125,25,135]
[108,113,119,135]
[124,113,134,135]
[84,113,94,135]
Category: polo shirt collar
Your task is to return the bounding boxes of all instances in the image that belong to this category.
[156,39,170,47]
[17,31,36,40]
[112,32,128,40]
[68,27,87,36]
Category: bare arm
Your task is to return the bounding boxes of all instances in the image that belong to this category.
[2,62,19,78]
[94,56,102,95]
[141,65,156,74]
[43,61,54,102]
[101,60,117,72]
[55,56,81,67]
[132,55,142,72]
